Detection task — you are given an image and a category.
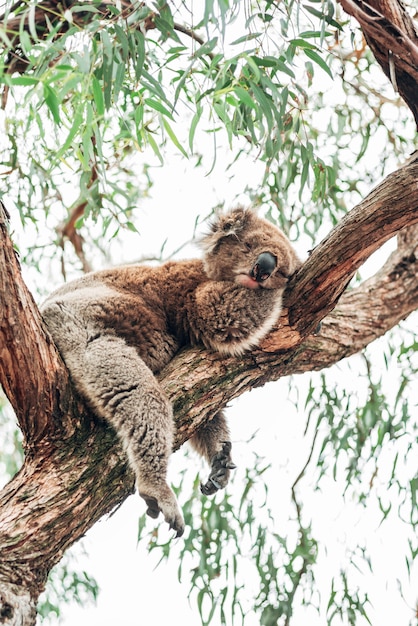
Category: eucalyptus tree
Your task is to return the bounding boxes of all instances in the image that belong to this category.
[0,1,417,625]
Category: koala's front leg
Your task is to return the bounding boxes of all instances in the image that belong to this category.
[200,441,236,496]
[190,411,236,496]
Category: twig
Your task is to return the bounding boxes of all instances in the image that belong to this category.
[338,0,418,70]
[173,21,206,47]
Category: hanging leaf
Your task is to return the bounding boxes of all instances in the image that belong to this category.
[43,84,61,124]
[303,48,333,78]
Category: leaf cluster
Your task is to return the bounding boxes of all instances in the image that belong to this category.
[1,0,414,275]
[37,552,99,622]
[305,333,417,530]
[137,455,319,626]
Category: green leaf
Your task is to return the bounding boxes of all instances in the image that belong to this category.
[303,5,342,29]
[113,60,125,102]
[9,76,39,86]
[0,27,12,47]
[130,31,145,80]
[69,4,100,13]
[193,37,218,59]
[299,146,310,196]
[56,110,83,157]
[230,32,263,45]
[145,98,174,119]
[249,82,273,131]
[299,29,332,39]
[101,29,113,59]
[17,30,33,58]
[233,86,257,110]
[303,48,333,78]
[28,4,39,43]
[43,85,61,124]
[188,104,203,152]
[174,64,193,105]
[102,58,113,109]
[146,131,164,164]
[289,38,317,49]
[113,23,129,61]
[141,70,170,104]
[92,76,104,116]
[244,55,262,82]
[162,118,188,157]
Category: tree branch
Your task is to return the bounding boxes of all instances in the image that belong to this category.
[337,0,418,126]
[165,219,418,449]
[0,203,74,447]
[253,153,418,352]
[286,153,418,334]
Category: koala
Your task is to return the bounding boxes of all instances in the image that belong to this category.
[41,207,301,537]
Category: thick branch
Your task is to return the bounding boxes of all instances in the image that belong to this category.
[165,222,418,448]
[338,0,418,126]
[0,417,133,619]
[295,227,418,370]
[285,155,418,334]
[0,203,74,446]
[257,154,418,350]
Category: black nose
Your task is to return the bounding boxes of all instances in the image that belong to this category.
[251,252,277,282]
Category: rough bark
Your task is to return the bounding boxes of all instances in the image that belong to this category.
[337,0,418,127]
[1,153,418,624]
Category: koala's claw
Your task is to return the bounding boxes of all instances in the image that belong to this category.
[141,494,160,519]
[140,491,185,538]
[200,441,237,496]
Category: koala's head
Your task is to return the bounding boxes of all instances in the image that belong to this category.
[201,207,301,290]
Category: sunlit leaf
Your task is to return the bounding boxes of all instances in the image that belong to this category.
[145,98,174,119]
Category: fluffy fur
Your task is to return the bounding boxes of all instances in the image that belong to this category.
[41,208,301,536]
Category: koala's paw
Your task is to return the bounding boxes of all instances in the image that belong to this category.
[139,489,185,538]
[200,441,237,496]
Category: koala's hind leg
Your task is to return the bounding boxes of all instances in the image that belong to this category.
[83,335,184,536]
[190,411,236,496]
[46,316,185,538]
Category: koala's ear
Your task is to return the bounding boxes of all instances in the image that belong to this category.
[200,207,253,254]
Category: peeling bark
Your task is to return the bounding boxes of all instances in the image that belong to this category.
[338,0,418,126]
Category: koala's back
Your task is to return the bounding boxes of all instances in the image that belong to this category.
[42,259,207,374]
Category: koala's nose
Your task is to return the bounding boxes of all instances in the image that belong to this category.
[251,252,277,282]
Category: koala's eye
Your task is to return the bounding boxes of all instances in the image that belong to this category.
[244,242,252,252]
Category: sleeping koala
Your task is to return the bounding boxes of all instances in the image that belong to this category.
[41,207,301,537]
